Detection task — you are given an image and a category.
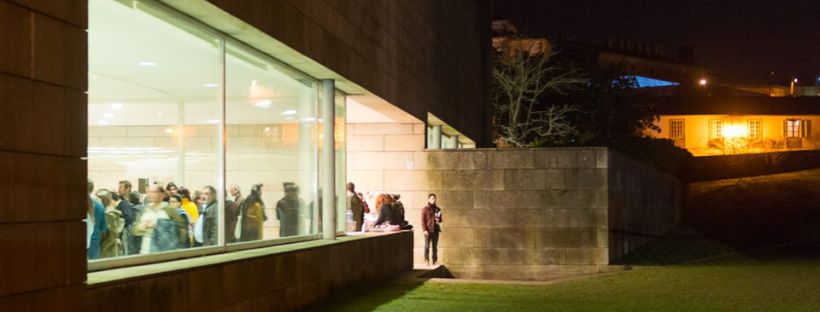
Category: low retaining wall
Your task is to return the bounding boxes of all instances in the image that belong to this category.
[685,149,820,182]
[352,148,681,280]
[84,232,413,311]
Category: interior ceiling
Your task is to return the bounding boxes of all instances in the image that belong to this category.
[88,0,421,127]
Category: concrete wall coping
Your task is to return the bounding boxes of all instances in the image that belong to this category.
[86,232,410,288]
[423,147,609,152]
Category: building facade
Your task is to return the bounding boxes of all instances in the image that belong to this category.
[0,0,490,310]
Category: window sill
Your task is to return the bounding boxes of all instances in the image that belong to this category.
[86,231,406,287]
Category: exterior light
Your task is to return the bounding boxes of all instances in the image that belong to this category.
[698,78,707,86]
[255,100,272,108]
[110,103,123,110]
[281,109,297,115]
[138,61,156,66]
[723,125,747,139]
[203,83,219,88]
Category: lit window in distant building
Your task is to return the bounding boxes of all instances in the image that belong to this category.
[785,119,801,138]
[629,75,680,88]
[709,120,723,139]
[669,119,685,139]
[748,120,761,141]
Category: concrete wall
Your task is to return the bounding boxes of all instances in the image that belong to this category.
[85,232,413,311]
[0,0,87,310]
[607,151,682,262]
[348,144,682,280]
[205,0,493,146]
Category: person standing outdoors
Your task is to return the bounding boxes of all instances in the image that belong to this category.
[421,193,443,265]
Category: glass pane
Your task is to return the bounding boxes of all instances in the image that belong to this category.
[225,43,319,243]
[88,0,222,260]
[335,93,348,232]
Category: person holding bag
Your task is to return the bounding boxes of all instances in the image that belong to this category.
[421,193,443,265]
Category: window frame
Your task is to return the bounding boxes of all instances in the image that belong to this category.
[669,119,685,140]
[87,0,340,272]
[708,119,723,139]
[748,119,762,141]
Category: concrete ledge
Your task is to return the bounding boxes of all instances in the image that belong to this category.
[85,231,414,311]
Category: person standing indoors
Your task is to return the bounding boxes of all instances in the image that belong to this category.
[421,193,443,265]
[346,182,364,231]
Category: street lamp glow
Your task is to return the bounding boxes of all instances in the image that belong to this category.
[698,78,708,86]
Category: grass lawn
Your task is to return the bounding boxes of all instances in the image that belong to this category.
[316,169,820,311]
[318,260,820,312]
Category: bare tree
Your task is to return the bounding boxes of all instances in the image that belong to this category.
[493,44,584,148]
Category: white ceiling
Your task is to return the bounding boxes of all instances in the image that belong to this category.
[88,0,420,127]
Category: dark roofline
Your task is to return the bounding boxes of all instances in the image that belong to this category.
[655,96,820,115]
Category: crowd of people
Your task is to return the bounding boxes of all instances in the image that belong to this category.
[86,179,309,260]
[87,179,444,265]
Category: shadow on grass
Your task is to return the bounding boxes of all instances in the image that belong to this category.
[622,169,820,266]
[301,276,431,312]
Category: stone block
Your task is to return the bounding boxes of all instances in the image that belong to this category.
[487,150,534,169]
[347,170,383,191]
[414,151,456,169]
[565,247,608,265]
[564,169,608,190]
[473,228,535,249]
[32,13,87,90]
[413,123,425,134]
[0,221,84,296]
[535,228,600,248]
[383,134,424,151]
[576,148,606,168]
[347,134,383,152]
[0,2,31,77]
[353,123,414,135]
[0,152,86,223]
[533,149,578,168]
[550,189,608,209]
[383,170,441,190]
[502,169,566,190]
[440,169,503,191]
[473,190,547,209]
[437,228,474,248]
[349,151,413,170]
[453,151,488,170]
[527,248,567,265]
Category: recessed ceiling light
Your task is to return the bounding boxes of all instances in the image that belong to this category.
[158,113,164,117]
[264,127,271,132]
[110,103,123,110]
[281,109,297,116]
[164,128,174,134]
[204,119,220,124]
[251,80,257,86]
[285,117,295,120]
[255,100,273,108]
[301,117,316,122]
[203,83,219,88]
[102,112,115,118]
[138,61,156,66]
[98,120,109,125]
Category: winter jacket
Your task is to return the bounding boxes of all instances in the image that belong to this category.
[421,204,442,233]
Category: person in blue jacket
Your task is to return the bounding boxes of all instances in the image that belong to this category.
[87,179,107,260]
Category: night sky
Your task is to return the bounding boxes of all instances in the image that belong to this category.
[494,0,820,85]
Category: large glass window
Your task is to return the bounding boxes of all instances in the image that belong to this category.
[87,0,339,269]
[224,43,319,244]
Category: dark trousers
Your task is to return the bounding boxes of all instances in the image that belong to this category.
[424,231,439,262]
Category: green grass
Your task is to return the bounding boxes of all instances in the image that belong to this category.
[316,260,820,311]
